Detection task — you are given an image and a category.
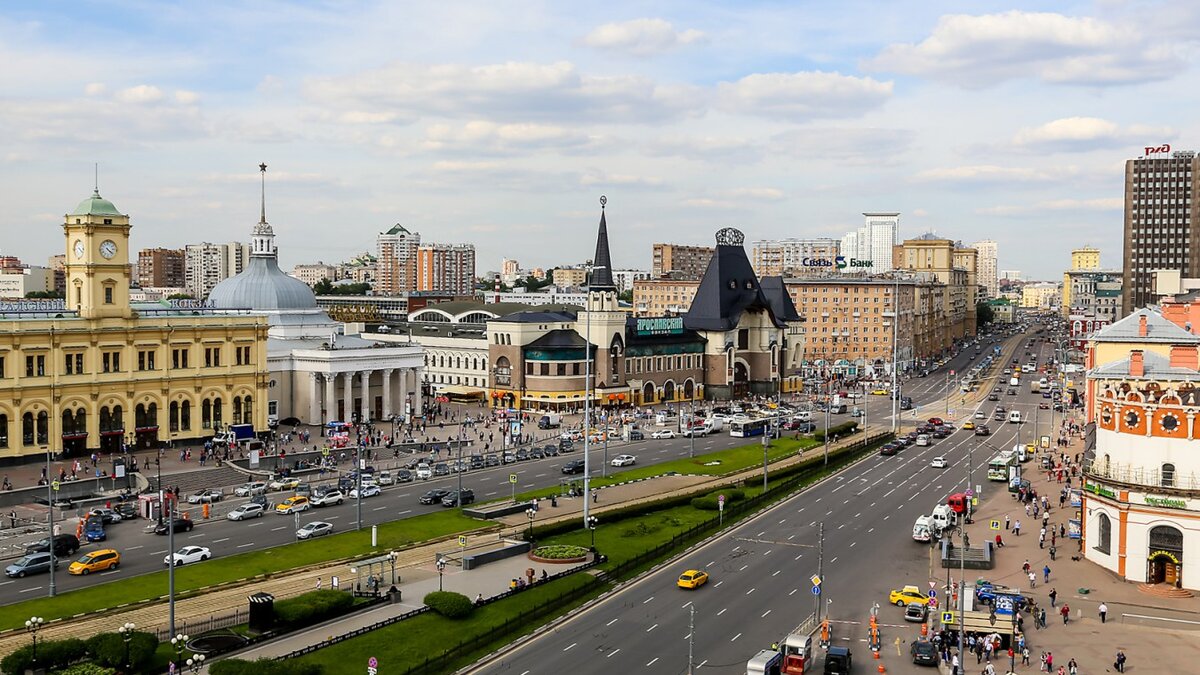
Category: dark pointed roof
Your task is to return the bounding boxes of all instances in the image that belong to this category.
[683,228,784,331]
[760,276,803,323]
[589,200,616,291]
[525,329,591,349]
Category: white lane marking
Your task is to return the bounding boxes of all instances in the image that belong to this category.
[706,560,716,567]
[212,537,230,544]
[831,556,839,563]
[271,526,285,531]
[0,581,12,586]
[787,534,796,541]
[762,609,772,618]
[731,632,742,642]
[850,542,857,547]
[646,623,658,632]
[606,618,619,626]
[757,531,766,536]
[746,587,756,595]
[682,601,693,609]
[789,589,798,596]
[152,550,167,555]
[643,596,655,604]
[246,523,262,528]
[646,658,659,667]
[19,586,42,593]
[398,510,412,515]
[237,543,255,548]
[485,491,498,496]
[764,550,772,556]
[126,545,143,551]
[718,608,727,616]
[772,570,781,577]
[795,554,802,561]
[373,506,387,511]
[714,580,724,587]
[607,649,620,658]
[563,643,577,652]
[739,564,749,571]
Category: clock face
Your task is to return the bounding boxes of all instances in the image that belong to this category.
[99,240,117,259]
[73,240,84,259]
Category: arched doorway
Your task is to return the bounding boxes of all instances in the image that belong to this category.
[99,405,124,453]
[135,403,159,449]
[61,408,88,456]
[642,381,656,405]
[732,362,750,399]
[663,381,676,402]
[684,379,695,400]
[1148,525,1184,587]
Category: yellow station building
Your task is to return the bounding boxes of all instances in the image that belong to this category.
[0,190,267,460]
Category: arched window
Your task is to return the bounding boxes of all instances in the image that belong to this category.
[201,399,212,429]
[213,398,223,427]
[36,411,48,445]
[0,414,7,448]
[1096,513,1112,554]
[146,403,157,428]
[136,404,148,428]
[170,402,180,432]
[232,396,243,425]
[181,401,191,431]
[22,412,34,446]
[494,356,512,385]
[111,405,123,431]
[1162,463,1176,488]
[243,396,252,423]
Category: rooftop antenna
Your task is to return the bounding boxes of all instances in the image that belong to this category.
[94,163,99,194]
[259,162,268,224]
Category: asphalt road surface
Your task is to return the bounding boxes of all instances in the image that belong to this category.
[0,331,1023,604]
[474,328,1056,675]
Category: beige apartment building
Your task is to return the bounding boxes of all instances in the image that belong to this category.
[651,243,714,280]
[894,235,978,340]
[291,262,340,286]
[632,278,700,315]
[137,248,185,288]
[551,267,588,288]
[752,238,840,278]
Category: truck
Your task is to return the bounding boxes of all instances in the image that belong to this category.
[702,417,725,434]
[746,649,783,675]
[213,423,255,447]
[537,413,562,429]
[912,515,934,542]
[1030,380,1042,393]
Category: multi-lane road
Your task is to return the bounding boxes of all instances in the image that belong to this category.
[475,329,1057,675]
[0,333,1018,604]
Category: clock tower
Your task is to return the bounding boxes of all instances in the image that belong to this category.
[63,189,132,319]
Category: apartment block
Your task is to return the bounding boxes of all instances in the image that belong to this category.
[972,239,998,299]
[651,243,714,280]
[417,243,476,295]
[1123,150,1200,314]
[184,242,250,299]
[291,262,340,286]
[376,224,420,295]
[894,235,978,340]
[632,278,700,315]
[552,267,588,288]
[137,247,185,288]
[751,238,840,277]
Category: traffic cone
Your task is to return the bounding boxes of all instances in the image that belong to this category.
[873,651,880,659]
[877,665,886,673]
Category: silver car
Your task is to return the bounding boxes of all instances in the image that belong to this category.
[234,482,267,497]
[226,503,265,521]
[296,521,333,539]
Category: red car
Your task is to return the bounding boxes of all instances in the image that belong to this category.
[927,417,944,426]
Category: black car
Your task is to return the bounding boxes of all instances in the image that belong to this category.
[441,489,475,507]
[879,443,899,456]
[543,444,559,457]
[1007,388,1018,395]
[419,489,451,505]
[515,449,529,461]
[974,425,991,436]
[987,393,1000,401]
[25,534,79,557]
[910,639,939,666]
[559,439,574,452]
[930,428,949,439]
[628,430,644,441]
[113,502,139,520]
[154,518,195,535]
[433,463,450,476]
[396,469,414,482]
[469,456,484,469]
[485,454,500,467]
[529,448,544,460]
[561,459,585,474]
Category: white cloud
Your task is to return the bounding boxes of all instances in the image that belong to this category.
[1011,116,1175,152]
[303,60,702,124]
[679,197,739,210]
[643,136,762,163]
[582,18,706,56]
[84,83,106,96]
[717,71,893,121]
[423,121,601,155]
[579,170,664,188]
[770,127,914,163]
[115,85,164,104]
[174,89,200,105]
[913,165,1066,183]
[721,187,784,201]
[976,197,1122,215]
[865,11,1183,86]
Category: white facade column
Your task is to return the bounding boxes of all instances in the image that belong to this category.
[342,372,354,423]
[361,370,372,423]
[323,373,335,424]
[398,368,409,419]
[383,369,394,419]
[308,373,321,424]
[413,368,424,416]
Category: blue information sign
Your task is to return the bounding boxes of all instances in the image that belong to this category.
[811,586,821,596]
[928,589,937,599]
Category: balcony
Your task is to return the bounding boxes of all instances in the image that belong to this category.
[1085,459,1200,494]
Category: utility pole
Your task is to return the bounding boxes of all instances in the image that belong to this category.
[687,603,695,675]
[688,398,695,459]
[823,376,831,466]
[817,522,824,622]
[356,453,363,530]
[168,493,176,637]
[890,275,900,433]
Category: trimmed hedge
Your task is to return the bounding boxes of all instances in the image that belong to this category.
[690,488,747,511]
[86,631,158,671]
[814,421,859,442]
[56,665,117,675]
[273,589,355,628]
[531,545,589,560]
[211,658,323,675]
[0,637,88,675]
[424,590,476,619]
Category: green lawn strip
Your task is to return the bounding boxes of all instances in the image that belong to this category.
[291,573,604,673]
[0,510,485,632]
[489,437,819,504]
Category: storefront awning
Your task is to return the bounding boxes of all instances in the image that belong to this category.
[440,385,486,397]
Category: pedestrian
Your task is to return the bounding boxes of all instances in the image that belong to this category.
[1098,601,1108,624]
[1014,520,1022,536]
[1039,607,1047,628]
[1048,588,1057,607]
[315,576,322,590]
[1067,657,1078,675]
[1043,564,1051,583]
[1061,604,1070,624]
[1005,514,1011,530]
[1046,652,1053,671]
[1049,545,1057,561]
[1022,559,1031,574]
[1021,647,1031,666]
[950,652,960,675]
[995,533,1004,548]
[1114,649,1126,672]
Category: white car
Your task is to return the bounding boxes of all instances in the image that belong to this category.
[165,545,211,567]
[268,477,301,491]
[651,429,676,439]
[974,411,986,419]
[611,454,637,467]
[415,463,432,480]
[226,504,264,521]
[930,457,948,469]
[311,490,345,506]
[915,434,931,447]
[377,471,395,486]
[682,427,708,438]
[187,489,223,504]
[349,485,381,499]
[234,482,267,497]
[296,521,334,539]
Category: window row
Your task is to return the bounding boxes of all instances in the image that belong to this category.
[0,397,249,448]
[0,345,252,378]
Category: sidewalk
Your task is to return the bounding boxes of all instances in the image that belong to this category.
[940,419,1200,673]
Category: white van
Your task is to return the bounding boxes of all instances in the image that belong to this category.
[1008,410,1023,424]
[1009,377,1020,386]
[915,434,931,446]
[793,411,812,422]
[913,515,934,542]
[930,504,958,533]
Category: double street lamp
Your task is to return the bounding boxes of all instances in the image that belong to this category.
[526,507,536,542]
[186,653,206,674]
[171,633,189,670]
[436,557,447,592]
[587,515,598,550]
[117,622,136,669]
[25,616,44,664]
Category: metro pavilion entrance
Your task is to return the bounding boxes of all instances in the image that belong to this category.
[1148,525,1184,587]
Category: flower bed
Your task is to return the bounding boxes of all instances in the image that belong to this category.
[528,545,589,563]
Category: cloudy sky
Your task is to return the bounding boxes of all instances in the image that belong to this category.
[2,1,1197,280]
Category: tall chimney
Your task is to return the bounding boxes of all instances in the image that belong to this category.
[1138,314,1148,337]
[494,274,501,304]
[1130,350,1145,377]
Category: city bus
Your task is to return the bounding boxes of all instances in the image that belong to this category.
[987,452,1017,481]
[730,418,770,437]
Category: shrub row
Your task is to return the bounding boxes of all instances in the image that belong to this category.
[0,630,160,675]
[86,631,159,671]
[814,421,859,442]
[531,544,590,559]
[1,637,88,675]
[424,591,475,618]
[273,589,355,628]
[211,658,323,675]
[690,488,747,511]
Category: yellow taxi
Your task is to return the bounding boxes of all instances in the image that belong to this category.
[69,549,121,575]
[889,585,930,607]
[871,389,889,396]
[677,569,709,589]
[275,496,311,514]
[962,421,975,430]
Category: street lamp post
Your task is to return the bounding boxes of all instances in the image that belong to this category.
[46,445,57,598]
[582,255,607,529]
[526,507,536,542]
[25,617,43,664]
[118,621,136,669]
[186,654,206,674]
[167,491,177,637]
[436,557,446,592]
[688,397,696,459]
[587,515,598,550]
[170,633,189,671]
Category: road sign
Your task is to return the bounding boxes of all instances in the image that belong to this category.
[928,589,937,599]
[929,581,936,589]
[509,474,518,484]
[941,611,955,624]
[989,519,1001,531]
[811,585,821,596]
[810,574,822,587]
[718,494,726,505]
[50,480,60,492]
[368,656,378,675]
[929,597,938,608]
[458,535,467,547]
[964,489,975,497]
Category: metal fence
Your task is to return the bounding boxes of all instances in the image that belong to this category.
[151,609,246,642]
[1083,460,1200,492]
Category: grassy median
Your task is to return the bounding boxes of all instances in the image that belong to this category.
[0,509,484,632]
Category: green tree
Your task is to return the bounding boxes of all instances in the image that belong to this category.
[25,290,65,299]
[166,293,194,300]
[977,301,995,326]
[618,290,633,304]
[312,278,334,295]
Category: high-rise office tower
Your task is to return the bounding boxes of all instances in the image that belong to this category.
[972,240,998,299]
[1122,149,1200,314]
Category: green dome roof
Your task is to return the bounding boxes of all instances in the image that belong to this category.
[71,190,122,217]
